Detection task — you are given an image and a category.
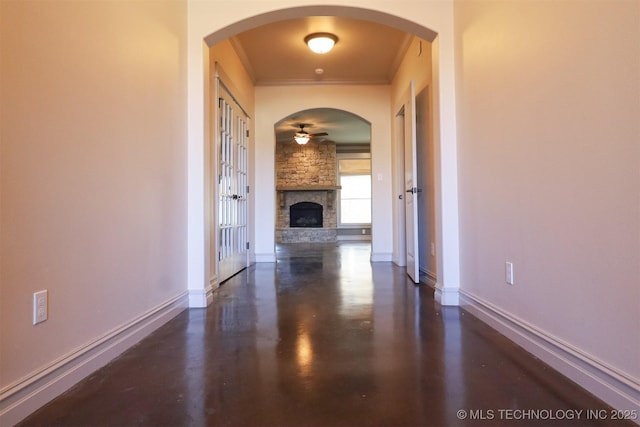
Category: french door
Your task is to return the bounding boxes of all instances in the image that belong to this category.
[217,81,249,283]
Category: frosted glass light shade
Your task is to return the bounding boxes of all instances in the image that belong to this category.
[305,33,338,54]
[295,133,310,145]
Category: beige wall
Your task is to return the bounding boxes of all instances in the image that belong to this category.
[391,37,433,104]
[209,40,255,116]
[1,0,188,391]
[455,0,639,391]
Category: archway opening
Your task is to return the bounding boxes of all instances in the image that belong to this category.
[274,108,372,246]
[188,4,461,307]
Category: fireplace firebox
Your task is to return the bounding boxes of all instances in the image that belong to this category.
[290,202,323,228]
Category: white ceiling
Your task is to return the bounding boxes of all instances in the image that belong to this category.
[229,16,412,145]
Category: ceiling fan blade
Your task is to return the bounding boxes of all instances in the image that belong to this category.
[311,132,328,137]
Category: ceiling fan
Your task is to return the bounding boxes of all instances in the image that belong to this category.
[294,124,328,145]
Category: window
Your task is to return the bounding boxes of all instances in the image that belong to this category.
[338,157,371,225]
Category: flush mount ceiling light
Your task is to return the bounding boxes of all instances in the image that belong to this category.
[304,33,338,54]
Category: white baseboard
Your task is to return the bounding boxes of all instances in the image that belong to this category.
[434,283,460,305]
[336,235,371,241]
[419,268,437,288]
[392,250,406,267]
[392,257,406,267]
[459,289,640,419]
[0,292,188,426]
[253,252,276,263]
[188,281,214,308]
[370,252,392,262]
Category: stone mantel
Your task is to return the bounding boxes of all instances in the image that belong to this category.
[276,185,341,191]
[276,186,341,209]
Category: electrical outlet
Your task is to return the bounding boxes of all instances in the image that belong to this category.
[33,290,48,325]
[505,262,514,285]
[430,242,436,257]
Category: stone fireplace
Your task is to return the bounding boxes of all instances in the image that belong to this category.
[275,140,339,243]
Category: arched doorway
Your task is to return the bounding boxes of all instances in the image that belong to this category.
[274,108,372,246]
[186,4,460,308]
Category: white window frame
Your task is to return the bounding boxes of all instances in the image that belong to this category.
[337,152,372,227]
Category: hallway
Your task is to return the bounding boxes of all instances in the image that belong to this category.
[20,243,631,426]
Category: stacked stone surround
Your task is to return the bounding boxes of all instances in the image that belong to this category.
[275,141,338,243]
[276,141,337,186]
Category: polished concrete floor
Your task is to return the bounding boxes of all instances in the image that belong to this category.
[20,243,632,426]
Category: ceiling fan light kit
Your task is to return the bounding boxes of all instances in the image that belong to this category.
[304,33,338,54]
[293,124,328,145]
[294,132,310,145]
[294,124,310,144]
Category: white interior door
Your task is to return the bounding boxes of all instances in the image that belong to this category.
[402,81,420,283]
[217,84,249,283]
